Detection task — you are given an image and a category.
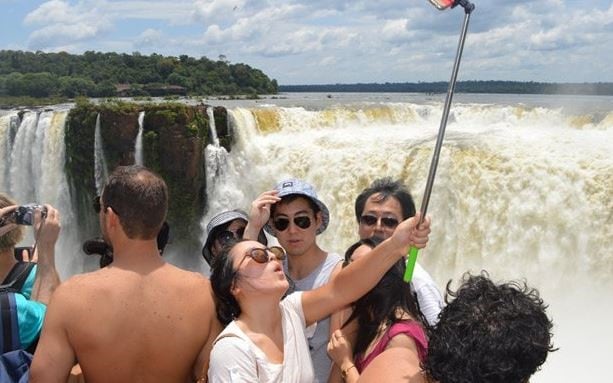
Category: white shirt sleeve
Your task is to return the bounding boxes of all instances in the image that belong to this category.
[208,336,259,383]
[411,263,444,325]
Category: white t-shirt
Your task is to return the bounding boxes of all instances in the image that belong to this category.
[208,292,315,383]
[411,262,444,325]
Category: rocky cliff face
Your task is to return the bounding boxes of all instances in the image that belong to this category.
[65,100,229,254]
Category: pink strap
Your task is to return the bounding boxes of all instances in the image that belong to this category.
[356,320,428,372]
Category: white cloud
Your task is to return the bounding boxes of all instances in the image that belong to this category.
[24,0,112,49]
[11,0,613,83]
[134,28,164,47]
[191,0,250,29]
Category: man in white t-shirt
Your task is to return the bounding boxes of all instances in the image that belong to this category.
[354,177,443,325]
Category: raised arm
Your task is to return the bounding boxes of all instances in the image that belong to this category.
[243,190,279,240]
[302,214,431,325]
[31,204,61,305]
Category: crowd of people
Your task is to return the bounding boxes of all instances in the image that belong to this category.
[0,165,555,383]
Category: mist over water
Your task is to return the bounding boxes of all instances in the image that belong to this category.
[0,93,611,381]
[200,94,612,382]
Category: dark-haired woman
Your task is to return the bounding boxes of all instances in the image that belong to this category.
[207,214,431,383]
[326,238,428,383]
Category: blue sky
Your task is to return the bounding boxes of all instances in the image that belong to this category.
[1,0,612,85]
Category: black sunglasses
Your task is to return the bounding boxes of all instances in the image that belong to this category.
[359,214,399,229]
[273,216,311,231]
[237,246,286,268]
[215,228,245,246]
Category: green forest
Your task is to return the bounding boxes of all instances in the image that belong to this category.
[0,50,278,98]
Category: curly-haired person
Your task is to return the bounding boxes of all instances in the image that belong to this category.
[358,272,556,383]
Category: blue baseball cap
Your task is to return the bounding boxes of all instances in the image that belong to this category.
[265,178,330,235]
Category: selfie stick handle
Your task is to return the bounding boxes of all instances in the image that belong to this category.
[404,1,474,282]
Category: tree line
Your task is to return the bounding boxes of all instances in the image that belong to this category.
[280,81,613,96]
[0,50,278,98]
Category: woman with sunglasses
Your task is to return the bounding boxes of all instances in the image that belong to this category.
[202,209,268,267]
[207,211,431,383]
[327,238,427,383]
[243,179,345,383]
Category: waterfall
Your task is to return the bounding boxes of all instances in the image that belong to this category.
[94,113,109,195]
[1,108,79,277]
[206,106,220,147]
[201,108,230,230]
[201,101,612,383]
[0,113,18,192]
[135,111,145,166]
[9,112,40,201]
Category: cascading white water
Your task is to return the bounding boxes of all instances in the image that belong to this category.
[135,111,145,166]
[94,113,109,195]
[201,108,230,240]
[201,100,612,382]
[9,112,40,201]
[0,113,19,192]
[206,107,220,147]
[0,109,79,278]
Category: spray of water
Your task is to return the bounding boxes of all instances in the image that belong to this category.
[94,113,109,195]
[135,111,145,166]
[202,101,612,382]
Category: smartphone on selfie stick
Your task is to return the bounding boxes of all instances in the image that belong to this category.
[404,0,475,282]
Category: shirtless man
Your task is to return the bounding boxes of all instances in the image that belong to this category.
[30,165,221,383]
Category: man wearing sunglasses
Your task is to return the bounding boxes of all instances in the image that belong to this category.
[31,165,222,383]
[355,177,443,325]
[245,178,343,383]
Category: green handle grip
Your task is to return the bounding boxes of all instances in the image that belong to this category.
[403,246,419,282]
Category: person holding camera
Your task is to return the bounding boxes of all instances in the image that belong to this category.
[0,193,61,354]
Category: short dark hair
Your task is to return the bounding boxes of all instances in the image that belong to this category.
[423,272,556,383]
[343,236,384,267]
[210,239,243,325]
[271,194,321,217]
[102,165,167,239]
[354,177,416,221]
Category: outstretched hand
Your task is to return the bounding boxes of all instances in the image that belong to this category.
[390,212,431,252]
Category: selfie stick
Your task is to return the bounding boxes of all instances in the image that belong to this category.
[404,0,475,282]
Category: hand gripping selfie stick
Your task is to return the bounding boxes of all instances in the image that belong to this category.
[404,0,475,282]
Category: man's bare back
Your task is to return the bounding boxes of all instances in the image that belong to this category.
[30,166,222,383]
[32,256,220,383]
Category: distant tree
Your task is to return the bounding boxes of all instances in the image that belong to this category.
[59,76,96,97]
[0,49,279,97]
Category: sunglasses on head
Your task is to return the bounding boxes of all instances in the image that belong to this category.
[273,216,312,231]
[237,246,286,268]
[359,214,399,229]
[215,228,245,245]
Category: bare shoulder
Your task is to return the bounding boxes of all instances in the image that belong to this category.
[358,347,425,383]
[50,270,104,302]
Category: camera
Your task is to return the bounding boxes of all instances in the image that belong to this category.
[83,237,114,268]
[13,204,48,226]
